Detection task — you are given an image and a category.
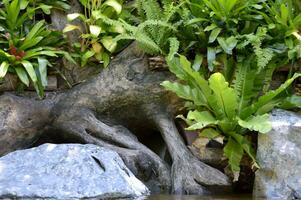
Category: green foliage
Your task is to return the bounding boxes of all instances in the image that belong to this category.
[100,0,182,56]
[64,0,125,67]
[1,0,69,17]
[180,0,301,76]
[162,55,300,177]
[0,0,72,98]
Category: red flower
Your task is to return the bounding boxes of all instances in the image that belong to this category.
[9,45,26,60]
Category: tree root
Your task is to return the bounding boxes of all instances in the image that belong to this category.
[0,42,231,194]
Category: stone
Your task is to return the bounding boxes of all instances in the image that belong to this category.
[0,143,149,199]
[254,109,301,200]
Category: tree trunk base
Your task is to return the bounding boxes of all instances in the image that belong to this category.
[0,43,231,194]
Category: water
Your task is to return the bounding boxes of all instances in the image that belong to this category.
[146,195,262,200]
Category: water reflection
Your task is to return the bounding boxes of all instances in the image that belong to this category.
[147,195,264,200]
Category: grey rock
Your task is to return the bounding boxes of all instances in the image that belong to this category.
[0,143,149,199]
[254,109,301,200]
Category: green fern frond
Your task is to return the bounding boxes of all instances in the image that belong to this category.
[137,20,177,32]
[261,62,277,93]
[245,27,274,71]
[140,0,162,20]
[167,37,180,60]
[233,57,257,116]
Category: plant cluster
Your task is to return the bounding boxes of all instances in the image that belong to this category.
[0,0,71,97]
[159,0,301,177]
[105,0,300,177]
[162,55,300,179]
[64,0,126,67]
[0,0,300,179]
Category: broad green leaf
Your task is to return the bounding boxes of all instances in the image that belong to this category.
[166,56,213,110]
[207,47,216,71]
[24,50,58,59]
[200,128,221,139]
[238,114,272,134]
[15,66,29,86]
[81,50,95,67]
[280,4,288,25]
[38,57,48,87]
[20,0,29,10]
[186,110,217,130]
[0,62,9,78]
[217,37,237,54]
[225,0,239,13]
[186,18,209,25]
[21,60,37,83]
[20,36,43,50]
[224,137,243,173]
[39,4,52,15]
[92,42,103,54]
[7,0,20,30]
[209,73,237,119]
[101,36,117,52]
[102,52,110,68]
[32,80,44,99]
[209,28,222,43]
[248,73,301,116]
[179,56,212,101]
[161,81,206,106]
[104,0,122,14]
[22,20,45,45]
[89,25,102,37]
[79,0,89,7]
[280,95,301,109]
[204,24,217,32]
[67,13,84,21]
[229,132,259,169]
[63,24,81,33]
[192,54,203,71]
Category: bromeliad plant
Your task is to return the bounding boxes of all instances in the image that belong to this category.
[63,0,125,67]
[0,0,72,97]
[161,54,301,178]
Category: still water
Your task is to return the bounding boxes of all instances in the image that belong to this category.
[146,195,262,200]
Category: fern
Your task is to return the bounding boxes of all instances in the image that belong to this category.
[167,37,180,60]
[163,55,300,177]
[246,27,274,72]
[137,0,161,20]
[233,57,257,117]
[112,0,181,56]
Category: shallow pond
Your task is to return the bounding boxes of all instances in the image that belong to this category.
[146,195,263,200]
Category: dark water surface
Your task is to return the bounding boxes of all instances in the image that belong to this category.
[146,195,262,200]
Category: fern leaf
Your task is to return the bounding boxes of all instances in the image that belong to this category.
[238,114,272,133]
[161,81,207,106]
[141,0,162,20]
[229,132,259,170]
[209,73,238,119]
[243,73,301,117]
[167,37,179,60]
[186,110,218,130]
[224,137,244,173]
[233,58,257,116]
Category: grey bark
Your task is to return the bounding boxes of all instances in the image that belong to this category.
[0,42,230,194]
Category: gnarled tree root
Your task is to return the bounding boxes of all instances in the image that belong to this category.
[0,43,230,194]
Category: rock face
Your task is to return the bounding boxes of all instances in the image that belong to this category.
[0,143,149,199]
[254,109,301,200]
